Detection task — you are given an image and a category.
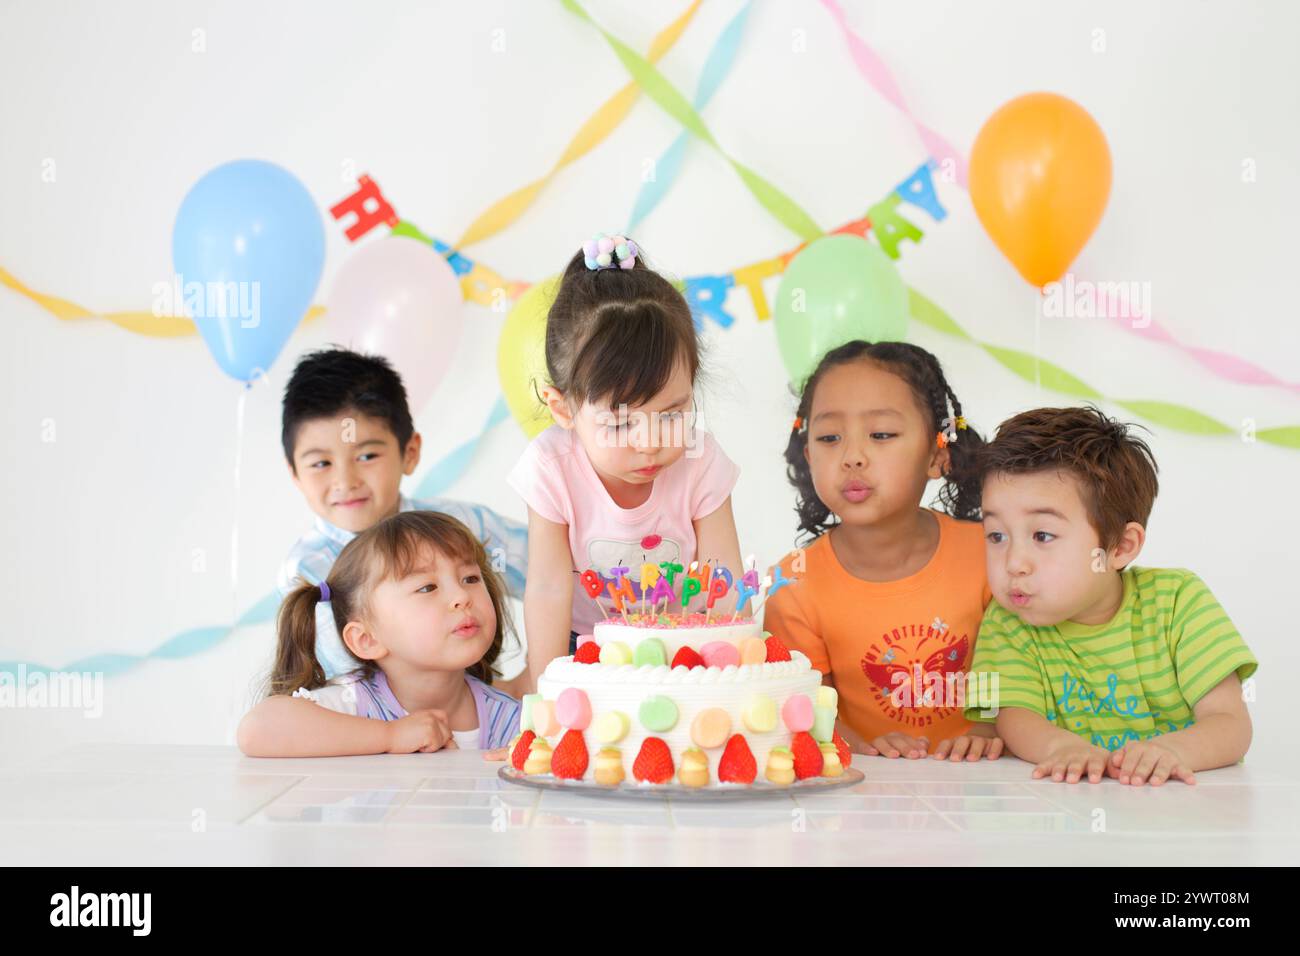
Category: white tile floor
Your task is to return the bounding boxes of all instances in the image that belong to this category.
[3,743,1297,865]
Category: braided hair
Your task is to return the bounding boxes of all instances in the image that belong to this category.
[783,340,985,542]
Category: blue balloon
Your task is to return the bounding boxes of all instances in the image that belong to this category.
[172,160,324,382]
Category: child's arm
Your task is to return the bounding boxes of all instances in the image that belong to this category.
[237,696,456,757]
[523,506,576,689]
[693,496,743,614]
[1107,673,1252,786]
[996,706,1114,783]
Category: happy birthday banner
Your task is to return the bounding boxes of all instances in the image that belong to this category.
[331,170,1300,450]
[818,0,1300,397]
[330,158,947,327]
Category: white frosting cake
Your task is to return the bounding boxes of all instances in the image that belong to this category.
[509,614,848,788]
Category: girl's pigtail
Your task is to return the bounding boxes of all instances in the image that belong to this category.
[935,383,986,522]
[269,581,328,697]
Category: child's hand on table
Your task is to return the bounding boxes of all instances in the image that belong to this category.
[1108,740,1196,786]
[385,710,458,754]
[483,747,509,762]
[1032,739,1114,783]
[931,733,1004,761]
[863,732,931,759]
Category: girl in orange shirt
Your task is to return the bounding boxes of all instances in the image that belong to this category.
[764,341,1003,761]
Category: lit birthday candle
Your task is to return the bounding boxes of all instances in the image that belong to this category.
[680,561,702,610]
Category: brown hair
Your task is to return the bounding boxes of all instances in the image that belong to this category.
[979,405,1159,549]
[785,340,986,540]
[269,511,512,697]
[541,244,701,411]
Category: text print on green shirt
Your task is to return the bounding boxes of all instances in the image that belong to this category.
[964,567,1258,751]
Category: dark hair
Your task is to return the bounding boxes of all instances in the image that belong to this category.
[270,511,511,696]
[281,348,415,470]
[541,244,700,411]
[784,340,985,541]
[979,405,1159,549]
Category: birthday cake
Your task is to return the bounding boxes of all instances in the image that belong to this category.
[507,612,852,788]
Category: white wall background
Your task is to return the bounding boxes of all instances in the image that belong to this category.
[2,0,1296,768]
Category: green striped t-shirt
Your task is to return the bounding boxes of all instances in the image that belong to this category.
[964,567,1256,751]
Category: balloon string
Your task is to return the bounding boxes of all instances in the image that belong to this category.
[231,384,249,627]
[1034,308,1042,396]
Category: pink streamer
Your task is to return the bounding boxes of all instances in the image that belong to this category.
[819,0,967,188]
[820,0,1300,395]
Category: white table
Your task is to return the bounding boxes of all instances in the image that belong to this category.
[3,744,1297,865]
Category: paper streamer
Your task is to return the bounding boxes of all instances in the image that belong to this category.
[2,398,512,679]
[451,0,702,251]
[820,1,1299,397]
[819,0,967,188]
[415,396,512,498]
[907,288,1300,450]
[562,0,823,242]
[0,263,326,338]
[626,1,752,232]
[0,590,281,679]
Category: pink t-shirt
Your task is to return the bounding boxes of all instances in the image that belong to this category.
[507,425,740,633]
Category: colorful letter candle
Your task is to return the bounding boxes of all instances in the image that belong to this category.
[680,574,701,608]
[639,562,660,593]
[659,561,684,586]
[648,574,675,609]
[579,569,604,599]
[766,564,793,600]
[706,572,730,609]
[606,573,635,615]
[736,574,760,614]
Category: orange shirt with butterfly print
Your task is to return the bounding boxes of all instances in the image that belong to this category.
[762,511,992,745]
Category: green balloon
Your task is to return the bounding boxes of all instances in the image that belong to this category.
[772,235,910,387]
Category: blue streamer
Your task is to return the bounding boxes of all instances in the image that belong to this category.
[626,1,752,232]
[416,396,511,498]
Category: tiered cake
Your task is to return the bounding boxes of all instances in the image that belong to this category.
[507,612,852,788]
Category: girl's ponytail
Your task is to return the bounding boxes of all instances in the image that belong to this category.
[269,581,330,697]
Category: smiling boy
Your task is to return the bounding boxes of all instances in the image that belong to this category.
[965,407,1256,785]
[278,348,529,689]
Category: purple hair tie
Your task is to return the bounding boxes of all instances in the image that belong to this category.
[582,232,638,271]
[319,582,331,602]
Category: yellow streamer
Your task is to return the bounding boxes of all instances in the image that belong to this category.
[0,264,324,338]
[451,0,702,251]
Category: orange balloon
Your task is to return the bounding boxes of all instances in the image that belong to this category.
[970,92,1111,288]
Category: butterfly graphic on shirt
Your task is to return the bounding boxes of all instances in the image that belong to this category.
[859,624,971,728]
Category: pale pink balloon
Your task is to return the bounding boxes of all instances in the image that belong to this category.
[325,236,463,413]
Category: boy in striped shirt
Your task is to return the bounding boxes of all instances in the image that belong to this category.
[965,406,1256,786]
